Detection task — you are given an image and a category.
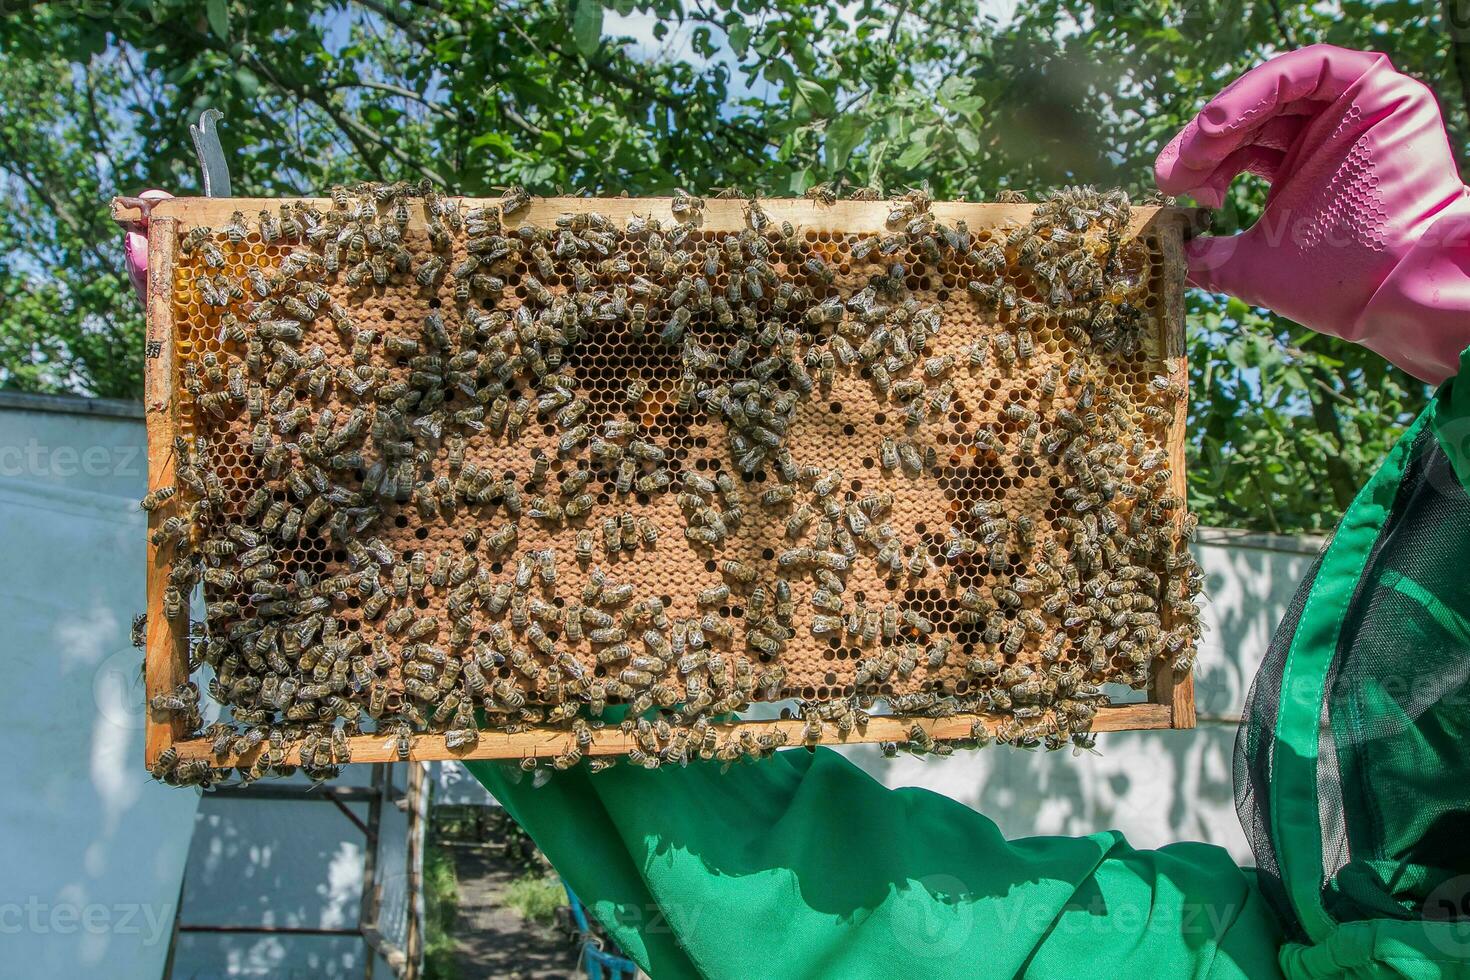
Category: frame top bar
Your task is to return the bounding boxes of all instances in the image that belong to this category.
[112,196,1207,239]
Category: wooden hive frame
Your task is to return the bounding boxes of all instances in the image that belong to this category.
[117,195,1201,770]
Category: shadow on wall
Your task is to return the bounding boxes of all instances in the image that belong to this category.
[185,807,366,930]
[1191,531,1323,720]
[172,794,372,977]
[0,398,200,980]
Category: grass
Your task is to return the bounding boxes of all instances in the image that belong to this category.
[504,872,565,924]
[422,837,462,980]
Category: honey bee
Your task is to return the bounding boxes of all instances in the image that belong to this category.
[720,560,757,585]
[922,354,955,379]
[635,516,658,548]
[1150,374,1186,401]
[1016,326,1035,361]
[671,188,705,217]
[897,440,923,476]
[497,184,531,217]
[221,209,248,245]
[805,182,837,206]
[760,485,795,507]
[139,486,177,511]
[879,437,899,472]
[881,603,899,640]
[980,334,1013,371]
[802,256,836,287]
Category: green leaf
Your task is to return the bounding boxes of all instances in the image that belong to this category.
[824,114,866,172]
[763,59,794,87]
[572,0,603,57]
[692,26,716,58]
[525,161,557,184]
[865,139,889,182]
[728,23,750,56]
[74,23,107,58]
[205,0,230,42]
[955,127,979,154]
[895,130,932,168]
[794,78,834,117]
[233,65,259,97]
[938,76,969,101]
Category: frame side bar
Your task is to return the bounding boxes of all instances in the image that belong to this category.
[144,218,190,766]
[1151,209,1197,729]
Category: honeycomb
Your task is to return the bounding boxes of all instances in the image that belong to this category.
[143,186,1200,785]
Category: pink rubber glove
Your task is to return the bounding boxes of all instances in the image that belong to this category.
[122,189,173,305]
[1155,44,1470,384]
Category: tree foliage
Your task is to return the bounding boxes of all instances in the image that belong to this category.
[0,0,1461,531]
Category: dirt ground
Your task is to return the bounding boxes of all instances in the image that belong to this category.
[446,841,583,980]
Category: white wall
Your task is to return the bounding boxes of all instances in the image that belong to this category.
[0,395,427,980]
[428,761,498,807]
[0,394,199,980]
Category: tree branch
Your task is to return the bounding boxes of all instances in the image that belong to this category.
[1264,0,1296,48]
[245,52,450,186]
[0,131,118,275]
[352,0,454,51]
[246,55,389,180]
[578,52,774,160]
[888,0,911,47]
[500,101,546,137]
[326,80,459,120]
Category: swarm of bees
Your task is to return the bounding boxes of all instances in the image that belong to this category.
[140,180,1201,788]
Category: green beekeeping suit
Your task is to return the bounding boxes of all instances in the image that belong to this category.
[469,748,1286,979]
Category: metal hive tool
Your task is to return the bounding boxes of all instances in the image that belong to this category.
[114,188,1202,783]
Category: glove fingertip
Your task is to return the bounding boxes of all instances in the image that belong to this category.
[1183,235,1242,295]
[1153,127,1193,193]
[125,230,150,305]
